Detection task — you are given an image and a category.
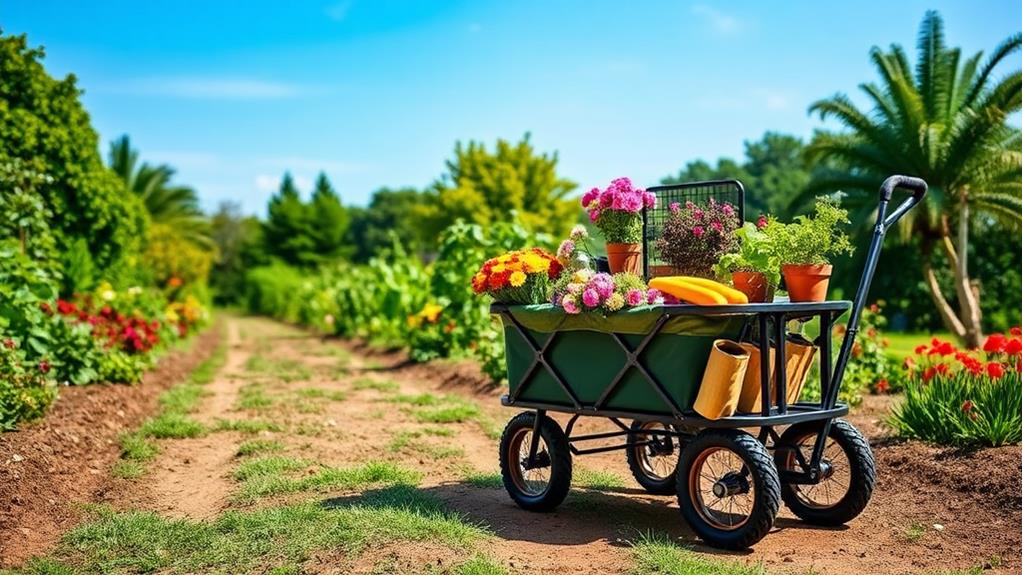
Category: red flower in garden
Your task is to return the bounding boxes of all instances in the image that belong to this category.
[1004,338,1022,356]
[922,367,937,382]
[56,299,76,315]
[986,362,1006,379]
[38,360,50,374]
[875,379,890,393]
[927,340,954,356]
[1011,327,1022,337]
[756,215,768,229]
[961,399,973,413]
[3,339,15,349]
[914,344,928,355]
[983,333,1007,353]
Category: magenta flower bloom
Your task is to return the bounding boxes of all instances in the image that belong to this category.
[626,288,644,307]
[710,221,723,232]
[669,202,680,214]
[582,287,600,308]
[582,187,599,207]
[722,204,734,216]
[557,239,575,260]
[692,225,705,238]
[757,215,768,229]
[591,273,615,298]
[563,298,580,314]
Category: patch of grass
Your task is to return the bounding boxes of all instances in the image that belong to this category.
[904,522,926,543]
[421,426,455,437]
[474,415,502,440]
[387,393,443,406]
[189,341,228,385]
[415,402,481,424]
[630,532,769,575]
[16,489,487,574]
[462,470,502,489]
[111,461,146,480]
[454,554,508,575]
[236,384,274,410]
[139,413,206,439]
[295,387,347,402]
[159,384,207,414]
[213,418,282,434]
[386,430,463,459]
[575,468,626,490]
[353,378,399,393]
[119,431,158,462]
[245,355,311,383]
[234,458,422,502]
[236,439,285,457]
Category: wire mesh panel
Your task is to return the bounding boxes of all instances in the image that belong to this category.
[642,179,745,279]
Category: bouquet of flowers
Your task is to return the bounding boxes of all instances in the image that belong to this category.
[581,177,657,243]
[471,248,563,305]
[550,228,663,313]
[656,199,740,278]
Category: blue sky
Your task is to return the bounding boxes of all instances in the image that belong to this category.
[3,1,1020,214]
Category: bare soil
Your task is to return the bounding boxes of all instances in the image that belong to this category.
[0,323,222,566]
[3,315,1020,574]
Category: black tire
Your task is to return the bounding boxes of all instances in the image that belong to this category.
[676,429,781,550]
[774,419,876,526]
[626,420,682,495]
[499,411,572,512]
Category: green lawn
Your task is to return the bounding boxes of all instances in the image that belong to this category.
[885,331,954,361]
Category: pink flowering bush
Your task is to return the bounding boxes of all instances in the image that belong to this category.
[581,178,656,243]
[551,270,663,314]
[655,198,740,278]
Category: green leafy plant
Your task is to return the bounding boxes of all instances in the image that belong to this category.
[713,221,781,287]
[768,198,853,265]
[0,337,57,429]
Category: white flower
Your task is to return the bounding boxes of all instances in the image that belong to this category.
[101,290,116,302]
[127,286,142,296]
[569,225,588,240]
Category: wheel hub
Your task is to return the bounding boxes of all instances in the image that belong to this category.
[711,472,750,498]
[818,460,834,480]
[520,451,551,470]
[647,436,675,457]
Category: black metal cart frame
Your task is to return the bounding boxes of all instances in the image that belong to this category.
[494,175,928,487]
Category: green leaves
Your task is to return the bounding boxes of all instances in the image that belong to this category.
[767,198,853,266]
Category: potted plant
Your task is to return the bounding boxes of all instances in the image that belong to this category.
[655,199,740,279]
[582,178,656,274]
[769,198,853,302]
[713,217,780,303]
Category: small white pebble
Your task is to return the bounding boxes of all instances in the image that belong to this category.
[11,454,24,462]
[933,524,944,531]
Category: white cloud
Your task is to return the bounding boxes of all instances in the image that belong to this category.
[104,77,306,100]
[325,1,352,22]
[254,174,280,193]
[691,5,743,34]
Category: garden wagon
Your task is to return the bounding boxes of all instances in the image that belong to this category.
[491,175,928,549]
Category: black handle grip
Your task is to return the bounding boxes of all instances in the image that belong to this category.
[879,175,927,202]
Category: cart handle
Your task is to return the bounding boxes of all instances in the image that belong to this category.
[879,175,928,228]
[825,175,927,409]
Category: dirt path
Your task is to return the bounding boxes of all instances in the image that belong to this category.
[18,315,1021,574]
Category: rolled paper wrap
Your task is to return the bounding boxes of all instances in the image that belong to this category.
[736,342,774,413]
[694,340,750,420]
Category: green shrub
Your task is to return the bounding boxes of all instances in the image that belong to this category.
[0,337,57,429]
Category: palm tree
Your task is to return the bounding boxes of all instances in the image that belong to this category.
[805,10,1022,347]
[108,135,211,247]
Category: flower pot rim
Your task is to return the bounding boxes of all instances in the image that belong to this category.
[782,263,833,273]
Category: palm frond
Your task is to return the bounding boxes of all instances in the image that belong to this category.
[963,32,1022,107]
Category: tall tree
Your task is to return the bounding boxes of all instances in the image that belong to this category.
[420,134,577,240]
[347,187,426,262]
[210,201,266,303]
[308,172,350,260]
[805,11,1022,347]
[263,173,315,266]
[108,135,210,247]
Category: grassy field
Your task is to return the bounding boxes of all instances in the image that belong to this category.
[885,331,954,361]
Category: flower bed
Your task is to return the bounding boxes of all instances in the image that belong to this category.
[891,328,1022,446]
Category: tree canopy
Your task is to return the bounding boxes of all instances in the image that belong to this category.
[262,172,350,267]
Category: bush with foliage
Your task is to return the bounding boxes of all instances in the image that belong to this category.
[0,338,57,430]
[656,199,740,277]
[891,330,1022,447]
[767,198,853,266]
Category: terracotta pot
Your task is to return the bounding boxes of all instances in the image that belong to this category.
[606,243,643,275]
[648,264,678,278]
[732,271,773,303]
[782,264,833,302]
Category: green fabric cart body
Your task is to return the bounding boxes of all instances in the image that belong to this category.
[501,304,745,415]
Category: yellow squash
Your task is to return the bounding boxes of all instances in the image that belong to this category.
[672,276,750,304]
[648,277,728,305]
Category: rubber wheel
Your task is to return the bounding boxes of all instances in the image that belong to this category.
[626,420,682,495]
[774,419,876,526]
[676,429,780,550]
[499,411,572,512]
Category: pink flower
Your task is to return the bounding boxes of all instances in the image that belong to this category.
[647,289,663,304]
[757,215,768,229]
[722,204,734,216]
[669,202,680,214]
[626,288,645,307]
[692,208,704,220]
[710,221,723,232]
[557,240,575,261]
[581,188,598,207]
[692,226,705,238]
[589,210,600,222]
[644,192,657,208]
[582,288,600,308]
[591,274,615,299]
[563,298,580,314]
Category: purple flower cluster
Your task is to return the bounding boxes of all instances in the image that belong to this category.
[656,198,741,278]
[581,177,656,223]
